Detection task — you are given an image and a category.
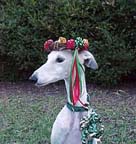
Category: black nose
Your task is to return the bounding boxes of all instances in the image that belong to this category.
[29,74,37,81]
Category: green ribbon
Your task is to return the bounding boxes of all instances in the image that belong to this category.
[69,48,85,105]
[75,37,84,49]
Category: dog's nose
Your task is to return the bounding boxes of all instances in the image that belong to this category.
[29,73,37,81]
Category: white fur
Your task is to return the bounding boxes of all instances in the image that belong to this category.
[30,50,98,144]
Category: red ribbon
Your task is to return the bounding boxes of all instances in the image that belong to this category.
[71,56,81,105]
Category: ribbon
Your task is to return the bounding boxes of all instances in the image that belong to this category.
[68,37,88,106]
[75,37,84,49]
[69,49,84,105]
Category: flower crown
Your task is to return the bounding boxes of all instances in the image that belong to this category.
[44,37,89,52]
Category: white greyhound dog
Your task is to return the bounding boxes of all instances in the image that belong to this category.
[30,38,100,144]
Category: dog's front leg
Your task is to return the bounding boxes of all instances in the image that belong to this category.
[51,106,73,144]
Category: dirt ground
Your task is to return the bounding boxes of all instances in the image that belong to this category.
[0,81,66,98]
[0,81,136,112]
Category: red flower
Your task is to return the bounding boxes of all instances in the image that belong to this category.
[66,39,75,49]
[44,39,53,50]
[83,39,89,50]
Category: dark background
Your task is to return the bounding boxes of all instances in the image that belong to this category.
[0,0,136,86]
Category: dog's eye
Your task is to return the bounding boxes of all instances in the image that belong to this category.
[56,57,65,63]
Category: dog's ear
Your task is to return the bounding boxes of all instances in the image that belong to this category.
[79,50,98,70]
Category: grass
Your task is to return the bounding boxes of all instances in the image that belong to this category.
[0,89,135,144]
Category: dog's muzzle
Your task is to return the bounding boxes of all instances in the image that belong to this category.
[29,73,38,81]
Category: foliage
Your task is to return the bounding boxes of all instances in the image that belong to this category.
[0,0,136,85]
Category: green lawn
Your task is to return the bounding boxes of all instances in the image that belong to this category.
[0,90,135,144]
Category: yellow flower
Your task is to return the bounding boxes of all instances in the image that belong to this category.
[58,37,67,44]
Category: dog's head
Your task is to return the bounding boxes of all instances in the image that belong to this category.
[29,50,98,86]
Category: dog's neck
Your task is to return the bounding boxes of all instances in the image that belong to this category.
[64,69,88,107]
